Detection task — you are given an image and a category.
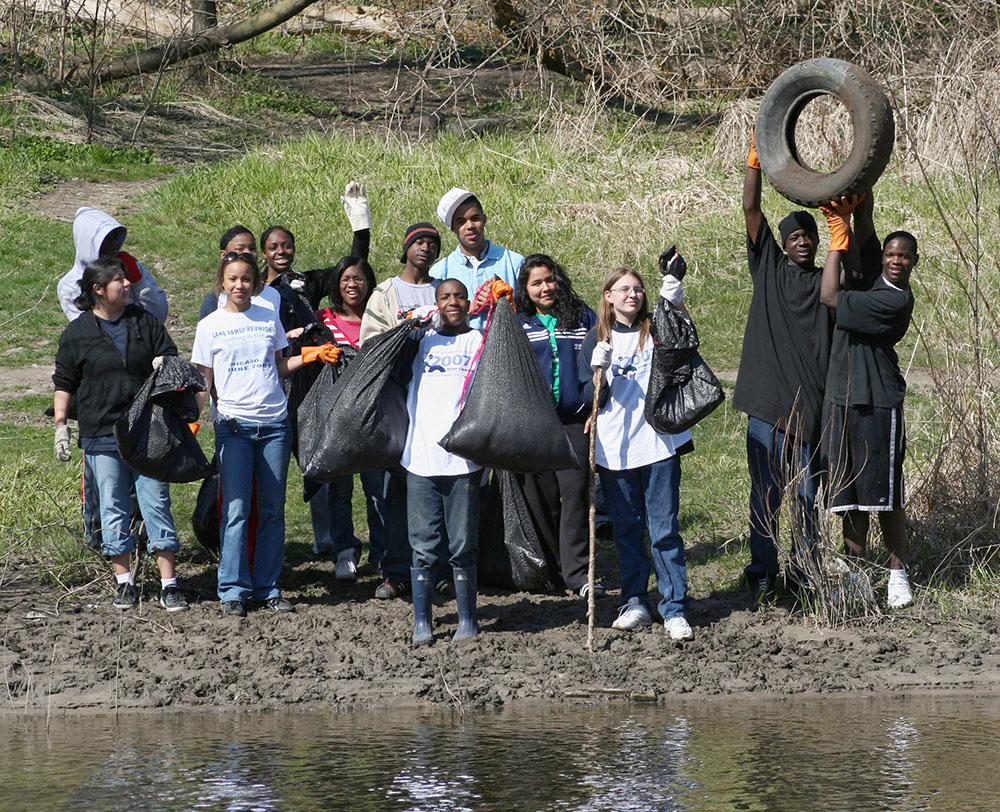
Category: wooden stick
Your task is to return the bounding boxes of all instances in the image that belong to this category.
[586,373,603,652]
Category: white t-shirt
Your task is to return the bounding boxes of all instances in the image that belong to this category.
[595,328,692,471]
[191,305,289,423]
[391,277,439,314]
[402,329,484,477]
[217,283,282,314]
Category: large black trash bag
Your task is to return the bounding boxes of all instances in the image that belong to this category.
[644,296,724,434]
[192,463,220,554]
[296,345,356,481]
[478,469,551,591]
[440,299,579,473]
[300,321,419,480]
[115,356,214,483]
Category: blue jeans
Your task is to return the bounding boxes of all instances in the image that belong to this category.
[215,417,291,603]
[84,450,178,558]
[745,416,820,578]
[599,457,687,620]
[372,468,410,580]
[406,472,479,571]
[309,470,384,558]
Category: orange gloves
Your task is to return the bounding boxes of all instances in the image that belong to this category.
[491,278,513,303]
[819,194,864,253]
[747,128,761,170]
[187,422,200,437]
[300,344,343,365]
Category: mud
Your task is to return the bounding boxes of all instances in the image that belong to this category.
[3,557,999,716]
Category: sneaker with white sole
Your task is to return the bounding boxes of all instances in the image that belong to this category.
[664,616,694,641]
[578,581,606,599]
[887,574,913,609]
[611,596,652,630]
[334,549,358,581]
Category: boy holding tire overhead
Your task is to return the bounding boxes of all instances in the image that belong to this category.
[735,130,833,601]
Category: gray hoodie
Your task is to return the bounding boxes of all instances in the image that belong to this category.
[57,207,168,322]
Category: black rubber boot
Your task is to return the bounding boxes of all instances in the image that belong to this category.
[452,566,480,642]
[411,567,434,646]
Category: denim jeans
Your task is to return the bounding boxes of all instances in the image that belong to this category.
[599,457,687,620]
[745,416,820,578]
[371,468,410,580]
[309,470,384,558]
[84,450,178,558]
[215,417,291,603]
[406,472,479,571]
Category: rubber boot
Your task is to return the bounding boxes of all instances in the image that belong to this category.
[452,566,480,642]
[411,567,434,646]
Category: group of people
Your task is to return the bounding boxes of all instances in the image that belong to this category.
[51,123,918,645]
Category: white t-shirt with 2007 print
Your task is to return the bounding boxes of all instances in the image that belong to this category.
[191,304,289,423]
[595,327,692,471]
[402,329,484,478]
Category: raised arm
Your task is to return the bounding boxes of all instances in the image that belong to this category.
[743,128,764,245]
[819,196,862,309]
[342,181,372,263]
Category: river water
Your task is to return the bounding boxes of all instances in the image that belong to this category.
[4,695,999,811]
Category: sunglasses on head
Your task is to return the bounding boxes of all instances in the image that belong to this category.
[222,252,257,266]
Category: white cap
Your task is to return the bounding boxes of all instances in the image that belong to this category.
[436,187,476,229]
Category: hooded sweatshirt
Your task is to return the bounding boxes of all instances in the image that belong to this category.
[57,207,168,322]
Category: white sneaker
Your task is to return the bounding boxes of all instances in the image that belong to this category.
[611,597,652,630]
[664,616,694,640]
[334,549,358,581]
[887,573,912,608]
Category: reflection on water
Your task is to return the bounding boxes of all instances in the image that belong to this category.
[4,696,1000,811]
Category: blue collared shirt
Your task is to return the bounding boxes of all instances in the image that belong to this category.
[431,240,525,330]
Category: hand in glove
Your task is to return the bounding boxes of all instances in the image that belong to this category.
[819,193,864,253]
[491,278,514,303]
[187,422,200,437]
[408,304,441,329]
[54,425,72,461]
[151,355,165,371]
[659,274,684,307]
[658,245,687,280]
[590,341,613,371]
[747,125,761,170]
[341,181,372,231]
[301,344,343,365]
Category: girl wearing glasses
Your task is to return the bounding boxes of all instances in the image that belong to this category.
[192,252,339,618]
[578,267,695,641]
[514,254,601,598]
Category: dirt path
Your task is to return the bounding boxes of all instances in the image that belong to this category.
[2,567,998,716]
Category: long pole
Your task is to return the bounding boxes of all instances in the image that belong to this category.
[586,374,603,652]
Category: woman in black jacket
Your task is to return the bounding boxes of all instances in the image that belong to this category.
[53,256,188,612]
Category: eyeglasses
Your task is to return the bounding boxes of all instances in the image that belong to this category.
[222,252,257,265]
[610,286,644,296]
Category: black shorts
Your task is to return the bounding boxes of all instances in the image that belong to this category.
[822,402,905,512]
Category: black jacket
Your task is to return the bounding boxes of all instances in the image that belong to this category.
[53,305,178,440]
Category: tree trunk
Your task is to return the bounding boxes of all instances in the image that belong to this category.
[60,0,322,86]
[192,1,218,34]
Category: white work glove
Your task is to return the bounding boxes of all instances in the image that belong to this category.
[151,355,165,371]
[590,341,612,371]
[55,425,72,461]
[659,274,684,307]
[409,304,441,329]
[341,181,371,231]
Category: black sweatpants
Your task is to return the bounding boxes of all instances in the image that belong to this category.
[520,422,591,590]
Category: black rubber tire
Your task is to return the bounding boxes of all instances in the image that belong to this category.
[755,58,894,208]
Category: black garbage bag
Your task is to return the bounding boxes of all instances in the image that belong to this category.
[115,356,214,483]
[477,469,551,591]
[192,465,220,554]
[644,296,724,434]
[300,320,419,480]
[440,299,579,473]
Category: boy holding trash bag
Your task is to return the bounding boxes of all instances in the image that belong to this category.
[401,280,484,644]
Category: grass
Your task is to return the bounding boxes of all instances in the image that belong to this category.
[3,107,1000,621]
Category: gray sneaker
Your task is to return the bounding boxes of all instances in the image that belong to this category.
[159,585,189,612]
[113,581,137,610]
